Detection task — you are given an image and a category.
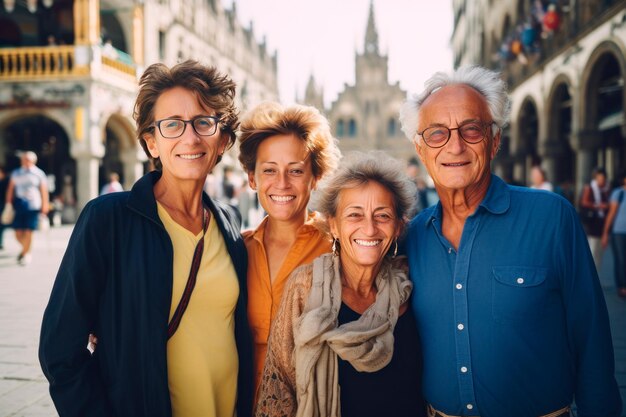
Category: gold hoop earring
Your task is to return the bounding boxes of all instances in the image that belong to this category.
[392,239,398,259]
[332,238,338,256]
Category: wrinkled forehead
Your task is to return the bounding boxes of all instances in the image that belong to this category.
[418,84,491,125]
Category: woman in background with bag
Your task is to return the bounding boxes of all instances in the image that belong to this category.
[39,60,253,417]
[602,170,626,299]
[580,167,610,269]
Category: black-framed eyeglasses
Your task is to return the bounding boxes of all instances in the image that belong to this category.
[416,121,494,148]
[153,116,221,139]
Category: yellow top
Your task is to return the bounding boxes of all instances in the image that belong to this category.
[158,203,239,417]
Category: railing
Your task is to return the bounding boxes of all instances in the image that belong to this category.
[0,46,80,79]
[0,44,137,85]
[498,0,626,88]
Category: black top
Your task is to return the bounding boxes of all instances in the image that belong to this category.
[338,302,426,417]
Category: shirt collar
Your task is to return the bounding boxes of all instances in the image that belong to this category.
[425,174,510,227]
[479,174,510,215]
[250,211,323,244]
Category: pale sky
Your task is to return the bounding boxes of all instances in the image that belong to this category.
[224,0,454,107]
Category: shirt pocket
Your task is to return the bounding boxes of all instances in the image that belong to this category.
[492,266,549,324]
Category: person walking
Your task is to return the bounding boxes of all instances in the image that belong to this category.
[602,170,626,299]
[580,167,610,269]
[0,166,9,249]
[5,151,49,265]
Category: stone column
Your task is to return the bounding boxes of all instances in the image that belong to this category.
[75,155,100,210]
[572,130,602,200]
[540,140,562,185]
[120,147,146,190]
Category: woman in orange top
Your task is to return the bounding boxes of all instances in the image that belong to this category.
[238,102,341,396]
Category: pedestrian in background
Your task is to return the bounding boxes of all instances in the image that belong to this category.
[0,166,9,249]
[39,60,253,417]
[579,167,610,270]
[602,170,626,299]
[99,172,124,195]
[399,65,621,417]
[529,165,553,191]
[5,151,49,265]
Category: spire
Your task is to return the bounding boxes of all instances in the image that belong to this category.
[364,0,379,55]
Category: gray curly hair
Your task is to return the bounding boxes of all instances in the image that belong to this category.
[399,66,511,142]
[315,151,417,224]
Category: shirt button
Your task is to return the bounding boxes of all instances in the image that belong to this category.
[461,366,468,373]
[517,277,524,284]
[456,283,463,290]
[457,323,464,330]
[467,404,474,410]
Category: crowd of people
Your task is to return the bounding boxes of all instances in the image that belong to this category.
[0,60,622,416]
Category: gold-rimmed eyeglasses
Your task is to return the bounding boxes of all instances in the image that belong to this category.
[416,121,494,148]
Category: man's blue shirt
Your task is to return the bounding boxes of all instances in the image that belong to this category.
[405,175,621,417]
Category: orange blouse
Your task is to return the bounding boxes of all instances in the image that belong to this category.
[244,213,331,397]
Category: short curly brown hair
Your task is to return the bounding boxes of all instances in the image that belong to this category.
[238,102,340,179]
[134,60,239,169]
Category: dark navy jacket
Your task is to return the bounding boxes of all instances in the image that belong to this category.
[39,171,253,417]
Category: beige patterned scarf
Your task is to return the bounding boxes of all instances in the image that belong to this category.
[293,253,412,417]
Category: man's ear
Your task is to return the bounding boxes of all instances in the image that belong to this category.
[414,138,426,165]
[490,129,501,159]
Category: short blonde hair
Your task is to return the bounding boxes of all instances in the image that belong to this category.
[238,102,341,179]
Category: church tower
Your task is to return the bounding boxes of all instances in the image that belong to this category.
[355,0,389,87]
[303,74,325,112]
[321,0,414,163]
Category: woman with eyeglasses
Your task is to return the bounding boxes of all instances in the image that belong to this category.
[39,60,253,417]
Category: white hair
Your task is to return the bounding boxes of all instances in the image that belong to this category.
[399,66,511,142]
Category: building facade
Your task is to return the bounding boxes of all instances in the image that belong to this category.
[303,1,415,164]
[452,0,626,198]
[0,0,278,213]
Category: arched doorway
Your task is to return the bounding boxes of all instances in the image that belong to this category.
[517,98,540,183]
[2,115,75,200]
[548,81,575,186]
[99,115,139,192]
[99,125,124,193]
[584,50,625,184]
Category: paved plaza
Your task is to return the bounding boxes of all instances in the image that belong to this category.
[0,225,624,416]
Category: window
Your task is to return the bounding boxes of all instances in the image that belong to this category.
[336,119,345,137]
[387,118,396,136]
[348,119,357,137]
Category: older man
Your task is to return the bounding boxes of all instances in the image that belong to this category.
[399,66,621,417]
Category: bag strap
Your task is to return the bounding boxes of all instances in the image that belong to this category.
[167,208,209,340]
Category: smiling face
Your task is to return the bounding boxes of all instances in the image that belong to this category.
[415,84,499,193]
[249,134,317,225]
[143,86,228,185]
[328,181,400,273]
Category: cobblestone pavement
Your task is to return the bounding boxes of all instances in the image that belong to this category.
[0,225,624,416]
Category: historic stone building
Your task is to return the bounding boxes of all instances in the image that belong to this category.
[0,0,278,212]
[303,2,415,164]
[452,0,626,197]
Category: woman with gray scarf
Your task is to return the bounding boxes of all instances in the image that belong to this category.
[255,152,426,417]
